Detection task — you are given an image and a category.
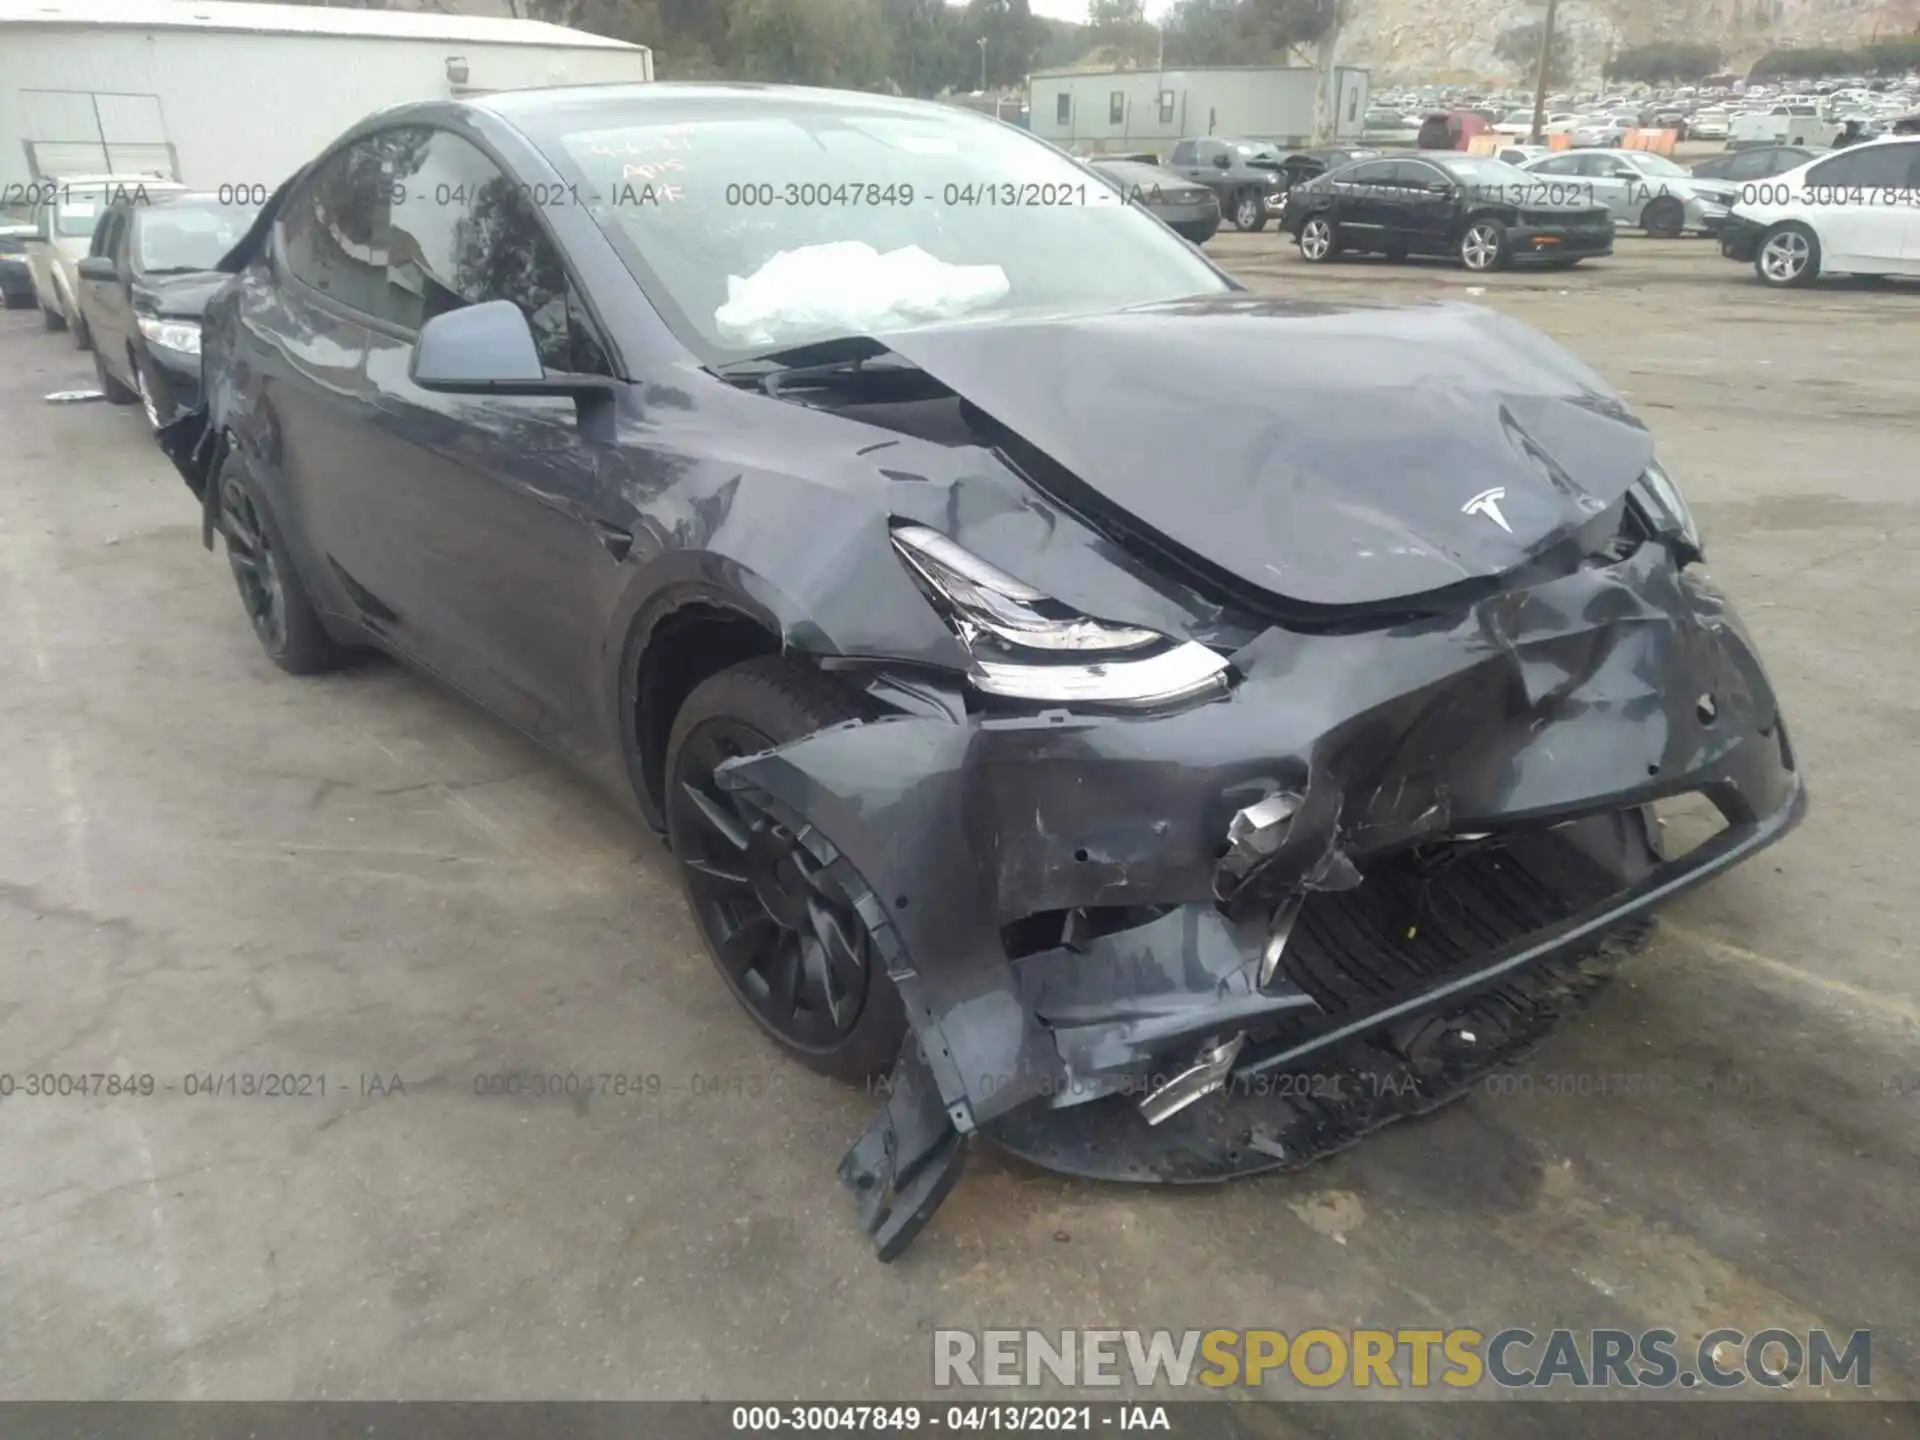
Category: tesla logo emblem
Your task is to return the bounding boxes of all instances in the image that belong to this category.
[1462,487,1513,533]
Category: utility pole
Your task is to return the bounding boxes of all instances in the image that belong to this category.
[1529,0,1560,144]
[978,35,989,93]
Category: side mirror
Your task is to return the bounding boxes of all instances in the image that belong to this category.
[78,256,117,282]
[1426,179,1453,193]
[409,298,618,439]
[1211,153,1231,169]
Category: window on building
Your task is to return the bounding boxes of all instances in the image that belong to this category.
[1110,91,1125,126]
[1056,93,1071,125]
[1158,90,1175,124]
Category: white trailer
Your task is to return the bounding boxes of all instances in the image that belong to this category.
[1030,64,1369,156]
[0,0,652,194]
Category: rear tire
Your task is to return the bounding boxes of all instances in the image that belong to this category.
[215,455,353,676]
[665,657,906,1084]
[1231,189,1268,233]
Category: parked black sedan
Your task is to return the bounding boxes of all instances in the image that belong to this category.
[162,85,1801,1262]
[1284,153,1615,271]
[1273,146,1382,193]
[75,191,257,428]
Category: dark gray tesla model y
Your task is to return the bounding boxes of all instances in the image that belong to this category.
[162,85,1804,1259]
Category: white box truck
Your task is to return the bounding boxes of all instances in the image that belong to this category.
[0,0,652,195]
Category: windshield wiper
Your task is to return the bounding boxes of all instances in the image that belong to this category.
[710,334,927,399]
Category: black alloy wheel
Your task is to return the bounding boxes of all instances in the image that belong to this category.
[215,463,351,674]
[665,659,904,1081]
[220,470,288,657]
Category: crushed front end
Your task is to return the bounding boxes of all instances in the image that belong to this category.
[716,540,1803,1261]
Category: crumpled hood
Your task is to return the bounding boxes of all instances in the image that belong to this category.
[880,294,1657,611]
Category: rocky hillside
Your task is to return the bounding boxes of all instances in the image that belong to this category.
[1340,0,1920,83]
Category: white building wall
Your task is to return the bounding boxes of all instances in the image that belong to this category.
[1029,67,1331,154]
[1,27,651,190]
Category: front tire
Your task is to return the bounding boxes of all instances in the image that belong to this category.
[1231,189,1268,233]
[665,657,905,1084]
[1460,218,1509,272]
[41,298,67,332]
[216,457,352,675]
[133,353,162,429]
[1642,196,1686,238]
[92,347,137,405]
[1755,223,1819,288]
[1297,215,1340,262]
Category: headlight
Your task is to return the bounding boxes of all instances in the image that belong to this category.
[137,315,200,355]
[1630,460,1703,561]
[890,523,1231,707]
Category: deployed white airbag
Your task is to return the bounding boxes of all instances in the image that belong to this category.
[714,242,1011,348]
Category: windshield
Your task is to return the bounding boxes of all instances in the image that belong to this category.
[56,189,111,237]
[135,199,258,272]
[530,99,1228,358]
[1623,152,1688,177]
[1233,142,1281,160]
[1431,156,1535,186]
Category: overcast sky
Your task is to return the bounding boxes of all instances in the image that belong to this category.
[1027,0,1177,22]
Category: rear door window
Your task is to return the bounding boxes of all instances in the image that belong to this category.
[1805,144,1916,188]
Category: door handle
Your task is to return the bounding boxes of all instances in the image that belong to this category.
[591,519,633,563]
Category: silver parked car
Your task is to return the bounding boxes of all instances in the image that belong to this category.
[1519,148,1730,237]
[1089,158,1221,244]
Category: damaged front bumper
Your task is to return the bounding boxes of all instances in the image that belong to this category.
[716,544,1803,1259]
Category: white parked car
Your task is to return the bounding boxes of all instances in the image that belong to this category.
[1718,136,1920,286]
[1691,109,1732,140]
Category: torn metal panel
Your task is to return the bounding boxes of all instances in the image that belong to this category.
[719,540,1802,1259]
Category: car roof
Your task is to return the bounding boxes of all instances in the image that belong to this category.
[1090,158,1182,180]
